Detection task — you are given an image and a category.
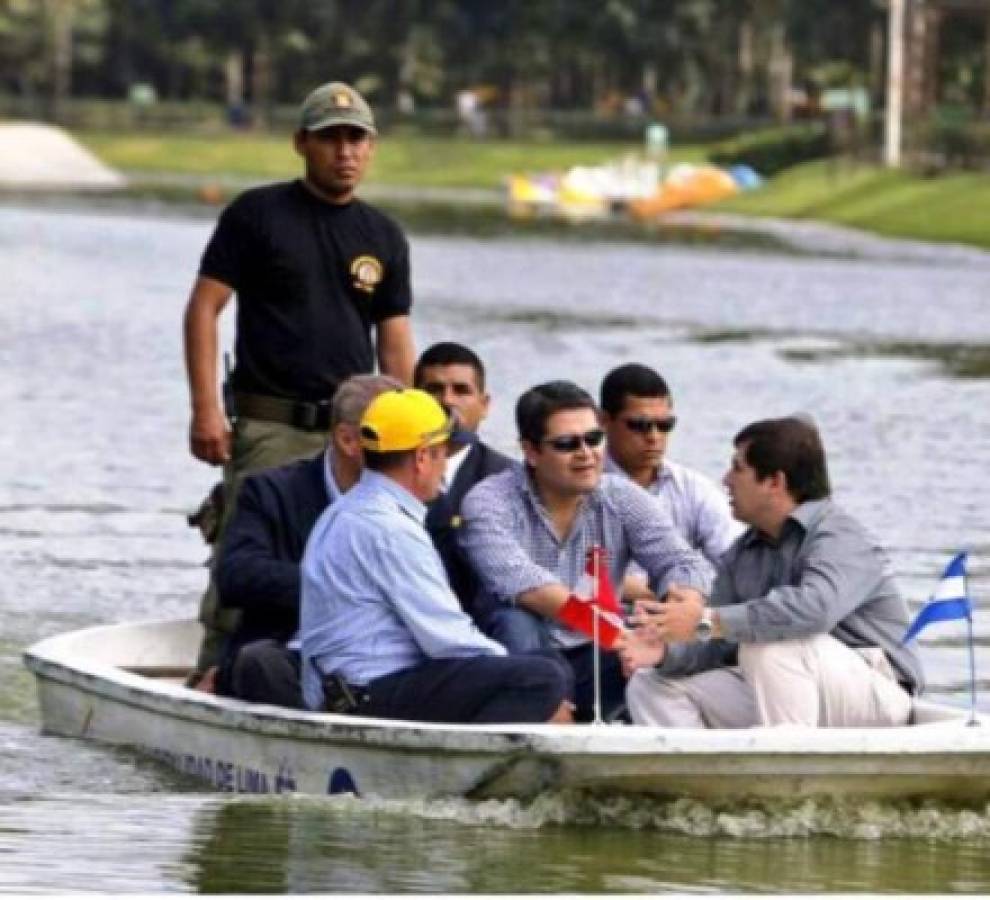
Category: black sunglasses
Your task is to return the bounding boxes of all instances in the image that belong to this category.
[542,428,607,453]
[623,416,677,435]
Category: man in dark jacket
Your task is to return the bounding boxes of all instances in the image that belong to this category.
[414,342,512,619]
[215,374,401,705]
[216,343,511,707]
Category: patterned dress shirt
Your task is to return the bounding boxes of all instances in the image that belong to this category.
[459,463,710,648]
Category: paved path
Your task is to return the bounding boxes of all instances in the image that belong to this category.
[662,209,990,267]
[0,123,125,189]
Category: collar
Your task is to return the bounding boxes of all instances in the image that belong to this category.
[361,469,428,524]
[739,498,831,548]
[604,451,668,490]
[323,448,344,504]
[442,442,472,491]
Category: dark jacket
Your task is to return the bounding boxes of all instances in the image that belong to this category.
[218,441,512,646]
[217,452,329,650]
[426,440,512,618]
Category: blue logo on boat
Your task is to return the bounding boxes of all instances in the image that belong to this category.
[327,767,359,795]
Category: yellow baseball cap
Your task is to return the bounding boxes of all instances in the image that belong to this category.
[360,389,453,453]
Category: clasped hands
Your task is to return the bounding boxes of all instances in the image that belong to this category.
[615,584,706,676]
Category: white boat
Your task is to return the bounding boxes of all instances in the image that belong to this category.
[23,618,990,802]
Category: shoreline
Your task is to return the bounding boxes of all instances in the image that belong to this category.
[6,177,990,267]
[5,123,987,262]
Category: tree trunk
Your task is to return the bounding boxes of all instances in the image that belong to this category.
[869,20,886,110]
[905,0,939,118]
[251,34,272,130]
[735,18,755,116]
[768,22,791,122]
[983,8,990,116]
[46,0,73,123]
[641,60,657,110]
[225,51,244,108]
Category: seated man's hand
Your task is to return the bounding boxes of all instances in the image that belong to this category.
[622,574,656,604]
[618,631,666,677]
[629,584,704,643]
[628,597,664,641]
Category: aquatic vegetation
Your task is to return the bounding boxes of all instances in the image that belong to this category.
[778,339,990,379]
[282,789,990,843]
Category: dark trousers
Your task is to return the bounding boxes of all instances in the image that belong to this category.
[229,639,305,709]
[484,605,626,723]
[352,653,569,724]
[563,643,626,724]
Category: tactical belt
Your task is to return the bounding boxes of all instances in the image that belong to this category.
[234,391,334,432]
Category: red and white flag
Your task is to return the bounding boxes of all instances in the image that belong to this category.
[574,544,622,616]
[557,545,625,649]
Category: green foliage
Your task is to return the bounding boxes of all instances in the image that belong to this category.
[1,0,889,123]
[708,123,830,176]
[0,0,45,91]
[913,120,990,172]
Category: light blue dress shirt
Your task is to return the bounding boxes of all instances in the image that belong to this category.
[300,469,505,710]
[605,454,742,569]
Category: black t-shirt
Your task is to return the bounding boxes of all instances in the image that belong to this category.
[200,180,412,402]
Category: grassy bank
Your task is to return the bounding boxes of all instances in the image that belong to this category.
[73,130,990,249]
[714,158,990,248]
[75,129,704,189]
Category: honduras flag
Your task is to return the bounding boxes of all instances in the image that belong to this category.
[902,552,971,644]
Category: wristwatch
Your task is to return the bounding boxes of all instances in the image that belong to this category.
[695,608,715,642]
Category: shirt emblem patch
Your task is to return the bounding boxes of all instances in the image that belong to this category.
[350,255,383,294]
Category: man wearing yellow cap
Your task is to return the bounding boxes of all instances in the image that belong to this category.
[299,389,572,723]
[182,81,416,681]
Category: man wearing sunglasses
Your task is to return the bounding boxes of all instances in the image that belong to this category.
[600,364,740,588]
[459,380,709,721]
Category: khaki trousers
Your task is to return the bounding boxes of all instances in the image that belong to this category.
[191,417,327,677]
[626,634,912,728]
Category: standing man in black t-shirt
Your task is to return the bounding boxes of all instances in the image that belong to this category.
[182,81,416,684]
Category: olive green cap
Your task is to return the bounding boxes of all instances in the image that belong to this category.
[299,81,376,135]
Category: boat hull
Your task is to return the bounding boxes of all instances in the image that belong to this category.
[24,619,990,802]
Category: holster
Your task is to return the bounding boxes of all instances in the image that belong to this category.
[322,672,366,714]
[186,481,226,544]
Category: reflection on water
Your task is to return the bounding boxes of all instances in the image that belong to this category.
[169,795,990,893]
[4,790,990,892]
[3,203,990,891]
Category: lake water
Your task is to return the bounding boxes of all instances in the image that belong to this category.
[2,202,990,892]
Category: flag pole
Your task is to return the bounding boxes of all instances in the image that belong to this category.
[966,565,979,727]
[591,545,603,725]
[592,605,603,725]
